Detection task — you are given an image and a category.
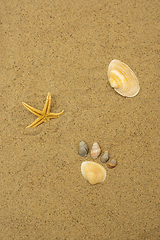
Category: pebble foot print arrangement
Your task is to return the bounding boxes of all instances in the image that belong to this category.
[79,141,117,185]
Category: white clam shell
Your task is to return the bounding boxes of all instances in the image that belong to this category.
[81,161,106,185]
[108,59,140,97]
[78,141,88,157]
[90,142,101,159]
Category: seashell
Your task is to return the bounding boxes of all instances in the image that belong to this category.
[78,141,88,157]
[107,59,140,97]
[100,151,109,163]
[107,159,117,168]
[90,142,101,159]
[81,161,106,185]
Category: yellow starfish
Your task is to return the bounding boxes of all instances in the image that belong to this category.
[22,92,64,128]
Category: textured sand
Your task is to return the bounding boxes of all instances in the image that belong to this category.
[0,0,159,239]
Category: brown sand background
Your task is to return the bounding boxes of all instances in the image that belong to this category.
[0,0,159,239]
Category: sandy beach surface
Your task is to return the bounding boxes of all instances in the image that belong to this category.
[0,0,159,239]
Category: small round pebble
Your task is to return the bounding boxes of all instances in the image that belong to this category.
[107,159,117,168]
[100,151,109,163]
[78,141,88,157]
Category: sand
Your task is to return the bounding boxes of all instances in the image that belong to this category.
[0,0,159,239]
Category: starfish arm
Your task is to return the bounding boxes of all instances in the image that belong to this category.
[26,117,45,128]
[22,102,44,117]
[43,92,51,115]
[47,110,64,119]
